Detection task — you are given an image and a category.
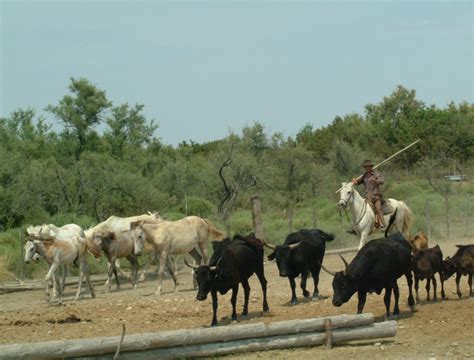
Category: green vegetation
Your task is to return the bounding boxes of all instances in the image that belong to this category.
[1,78,473,279]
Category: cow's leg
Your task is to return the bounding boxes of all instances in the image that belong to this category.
[392,281,400,318]
[155,250,168,296]
[310,266,321,301]
[405,271,415,309]
[230,284,239,321]
[455,272,462,299]
[300,270,310,298]
[432,275,438,302]
[83,259,95,298]
[357,290,367,314]
[255,267,269,312]
[414,273,420,303]
[469,273,473,296]
[425,276,431,302]
[383,286,392,320]
[241,278,250,317]
[289,277,298,305]
[439,271,446,300]
[211,290,218,326]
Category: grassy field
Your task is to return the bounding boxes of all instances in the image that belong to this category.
[0,179,473,281]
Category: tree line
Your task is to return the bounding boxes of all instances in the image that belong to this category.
[1,78,472,230]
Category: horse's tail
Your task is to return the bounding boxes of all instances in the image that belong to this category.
[204,219,225,240]
[398,201,413,239]
[385,209,398,237]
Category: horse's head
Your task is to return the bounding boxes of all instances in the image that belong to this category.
[130,221,146,256]
[24,240,38,264]
[338,182,355,209]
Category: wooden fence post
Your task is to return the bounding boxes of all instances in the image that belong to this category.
[19,228,24,282]
[312,206,317,228]
[251,195,264,241]
[465,196,471,237]
[288,208,293,234]
[424,198,431,239]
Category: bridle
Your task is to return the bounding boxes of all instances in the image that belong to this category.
[340,188,368,234]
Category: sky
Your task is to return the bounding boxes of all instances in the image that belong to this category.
[1,0,472,146]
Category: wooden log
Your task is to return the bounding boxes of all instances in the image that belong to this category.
[0,314,374,360]
[77,321,397,360]
[326,247,358,255]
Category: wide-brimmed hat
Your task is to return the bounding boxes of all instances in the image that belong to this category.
[362,160,374,167]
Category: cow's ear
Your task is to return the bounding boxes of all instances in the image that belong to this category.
[267,252,276,261]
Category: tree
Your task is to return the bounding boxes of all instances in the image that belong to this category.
[46,78,111,158]
[105,103,158,158]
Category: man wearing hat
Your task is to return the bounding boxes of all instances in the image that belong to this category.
[352,160,386,229]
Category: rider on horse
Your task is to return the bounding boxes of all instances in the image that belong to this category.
[352,160,386,229]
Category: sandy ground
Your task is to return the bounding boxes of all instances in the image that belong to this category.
[0,238,473,359]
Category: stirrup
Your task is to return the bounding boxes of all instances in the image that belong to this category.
[346,229,358,236]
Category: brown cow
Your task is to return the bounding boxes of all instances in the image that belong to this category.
[442,245,474,298]
[412,245,445,303]
[408,231,428,253]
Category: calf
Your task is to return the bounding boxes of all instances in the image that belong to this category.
[265,229,334,305]
[408,231,428,253]
[186,233,269,326]
[441,244,474,298]
[322,232,415,319]
[412,245,445,303]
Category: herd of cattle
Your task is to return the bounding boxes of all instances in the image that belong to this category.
[22,212,474,326]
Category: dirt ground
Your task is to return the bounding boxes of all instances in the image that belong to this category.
[0,238,473,359]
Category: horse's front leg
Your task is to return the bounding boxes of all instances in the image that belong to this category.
[74,260,84,301]
[45,262,58,303]
[358,231,370,251]
[166,257,179,292]
[155,250,168,296]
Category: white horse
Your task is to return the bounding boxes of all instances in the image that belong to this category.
[338,182,413,250]
[131,216,225,296]
[24,236,95,303]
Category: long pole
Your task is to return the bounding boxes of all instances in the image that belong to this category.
[335,139,421,193]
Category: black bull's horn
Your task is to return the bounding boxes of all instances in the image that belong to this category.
[318,261,337,277]
[184,258,199,270]
[263,241,276,251]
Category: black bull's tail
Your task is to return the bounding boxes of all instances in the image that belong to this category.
[384,209,398,237]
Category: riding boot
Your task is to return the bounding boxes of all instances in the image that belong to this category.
[374,197,385,229]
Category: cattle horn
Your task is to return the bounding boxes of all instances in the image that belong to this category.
[288,241,303,250]
[263,241,276,250]
[340,255,349,274]
[319,262,336,277]
[184,258,199,270]
[209,257,222,271]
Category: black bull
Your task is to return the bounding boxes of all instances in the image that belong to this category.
[322,232,415,319]
[265,229,335,304]
[186,234,269,326]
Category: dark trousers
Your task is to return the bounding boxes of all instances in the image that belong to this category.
[368,194,385,227]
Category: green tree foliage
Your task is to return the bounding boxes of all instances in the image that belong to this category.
[0,79,472,233]
[46,77,111,158]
